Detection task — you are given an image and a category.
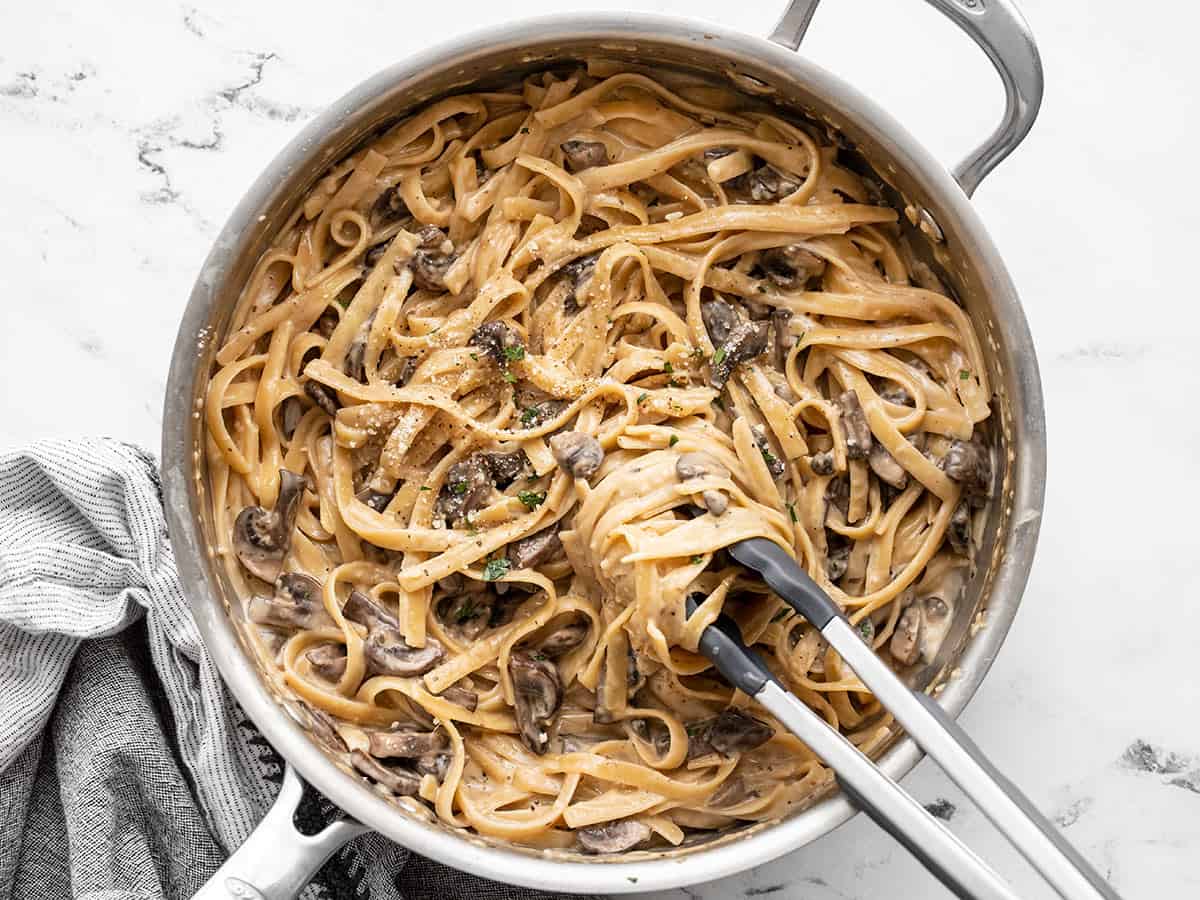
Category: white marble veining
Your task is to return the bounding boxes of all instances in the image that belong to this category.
[3,1,1198,897]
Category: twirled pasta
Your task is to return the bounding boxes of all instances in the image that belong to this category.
[205,62,992,853]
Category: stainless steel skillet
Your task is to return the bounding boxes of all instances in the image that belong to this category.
[162,1,1048,895]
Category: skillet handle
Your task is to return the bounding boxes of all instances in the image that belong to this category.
[192,765,368,900]
[768,0,1044,197]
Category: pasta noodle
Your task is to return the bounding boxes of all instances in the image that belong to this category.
[204,62,993,854]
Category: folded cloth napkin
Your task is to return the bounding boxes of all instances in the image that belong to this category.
[0,439,584,900]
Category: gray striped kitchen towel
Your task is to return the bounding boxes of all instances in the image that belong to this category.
[0,439,583,900]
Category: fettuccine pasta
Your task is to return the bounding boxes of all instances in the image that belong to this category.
[204,62,992,854]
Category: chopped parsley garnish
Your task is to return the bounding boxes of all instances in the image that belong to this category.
[714,396,725,411]
[858,619,876,642]
[691,347,705,360]
[482,557,510,581]
[517,490,547,509]
[712,347,727,366]
[663,361,674,374]
[450,481,468,495]
[959,368,971,380]
[520,406,539,427]
[519,127,530,135]
[690,554,703,564]
[469,352,479,361]
[637,392,648,404]
[503,344,526,362]
[787,502,798,523]
[419,485,431,491]
[502,370,517,383]
[760,447,778,467]
[771,607,791,623]
[530,650,548,661]
[668,435,679,447]
[454,599,480,622]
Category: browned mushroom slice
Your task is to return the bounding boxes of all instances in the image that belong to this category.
[706,708,776,755]
[279,395,303,439]
[434,454,494,525]
[370,185,410,226]
[364,630,445,677]
[700,297,739,346]
[743,165,801,202]
[701,490,728,517]
[508,524,563,570]
[761,245,826,289]
[415,752,451,780]
[437,591,493,640]
[410,225,454,292]
[561,251,600,312]
[517,388,568,428]
[483,450,529,487]
[356,486,395,513]
[751,424,785,479]
[891,604,923,666]
[710,320,769,389]
[439,684,479,711]
[940,437,991,506]
[577,819,651,854]
[369,724,449,759]
[947,500,972,555]
[808,450,835,476]
[878,381,913,407]
[549,432,604,479]
[343,338,366,383]
[770,308,793,370]
[835,391,872,460]
[868,442,908,490]
[304,379,340,418]
[305,643,347,682]
[629,717,671,757]
[538,616,590,658]
[350,749,421,796]
[560,139,608,173]
[343,590,400,631]
[708,775,756,809]
[509,650,562,754]
[825,533,851,583]
[248,573,334,630]
[469,321,523,365]
[233,470,306,582]
[306,708,348,752]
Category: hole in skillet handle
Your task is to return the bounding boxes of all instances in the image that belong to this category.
[684,592,779,697]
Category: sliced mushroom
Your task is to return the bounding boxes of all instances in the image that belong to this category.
[364,630,445,676]
[702,490,728,517]
[371,185,410,225]
[509,650,562,754]
[343,590,400,631]
[836,391,872,460]
[891,604,923,666]
[703,146,735,160]
[549,432,604,479]
[577,819,651,854]
[469,321,523,366]
[369,724,449,759]
[675,451,729,481]
[304,379,340,417]
[825,475,850,517]
[415,752,451,780]
[305,644,347,682]
[710,320,769,388]
[483,450,529,488]
[878,382,913,407]
[808,450,835,476]
[508,524,563,570]
[560,139,608,173]
[356,486,395,513]
[233,470,306,582]
[825,534,851,583]
[708,775,756,809]
[538,617,590,658]
[629,717,672,757]
[248,573,334,630]
[306,708,348,752]
[868,442,908,490]
[770,308,793,370]
[940,437,991,506]
[706,708,776,755]
[439,684,479,711]
[761,245,826,289]
[947,500,972,555]
[438,591,494,640]
[350,749,421,796]
[434,454,494,525]
[344,339,366,383]
[279,396,303,439]
[751,424,785,480]
[410,225,454,292]
[732,164,800,203]
[701,298,739,346]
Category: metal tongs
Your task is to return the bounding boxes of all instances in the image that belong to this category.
[685,538,1120,900]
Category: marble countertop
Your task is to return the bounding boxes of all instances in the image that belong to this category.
[3,0,1197,897]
